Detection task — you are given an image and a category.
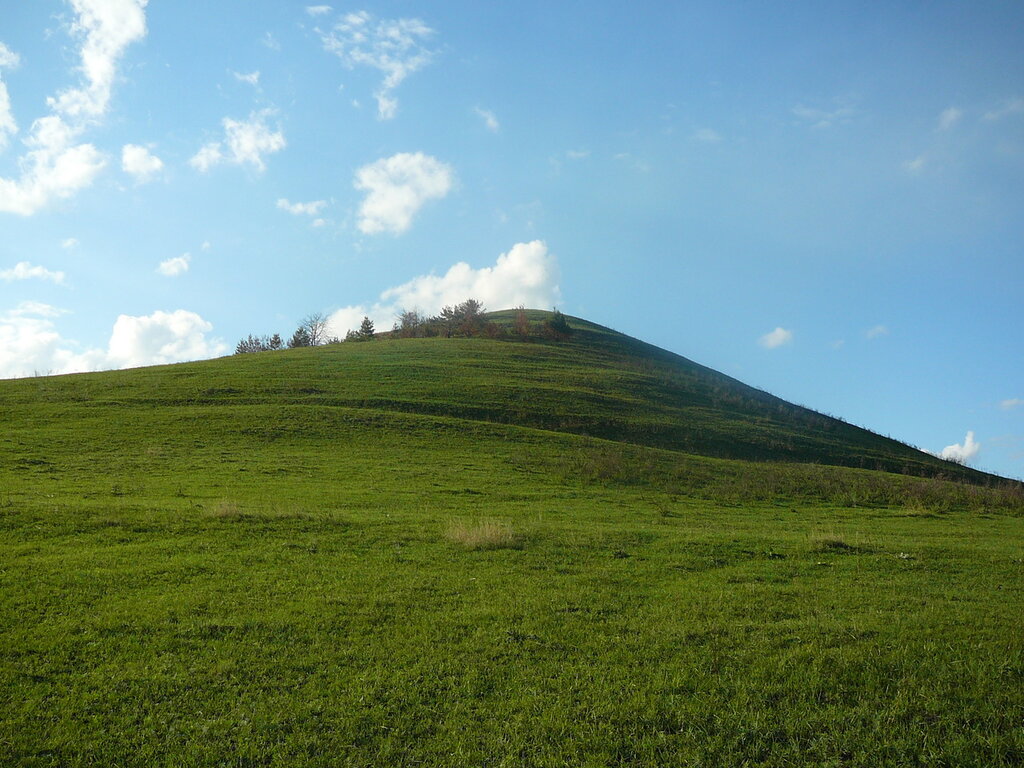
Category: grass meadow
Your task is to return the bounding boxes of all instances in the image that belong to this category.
[2,323,1022,766]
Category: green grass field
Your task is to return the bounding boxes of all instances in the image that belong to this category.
[2,314,1022,766]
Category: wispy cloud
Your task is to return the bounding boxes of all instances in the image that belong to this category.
[0,1,148,215]
[1001,398,1023,411]
[317,10,435,120]
[983,97,1024,122]
[792,102,856,129]
[693,128,722,143]
[759,327,793,349]
[157,254,190,277]
[475,107,499,132]
[306,5,332,16]
[232,70,260,87]
[277,198,327,216]
[903,154,927,174]
[938,107,962,131]
[0,261,66,284]
[354,152,453,235]
[866,324,889,339]
[190,109,286,173]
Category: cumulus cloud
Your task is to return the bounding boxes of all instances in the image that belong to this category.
[354,152,453,235]
[939,431,981,464]
[327,240,561,337]
[0,261,67,284]
[318,10,435,120]
[938,107,962,131]
[0,304,225,379]
[121,143,163,182]
[0,42,19,70]
[0,1,147,215]
[157,253,190,276]
[277,197,327,216]
[190,110,286,173]
[475,107,499,132]
[759,327,793,349]
[1000,398,1022,410]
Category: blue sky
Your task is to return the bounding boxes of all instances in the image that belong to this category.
[1,0,1022,479]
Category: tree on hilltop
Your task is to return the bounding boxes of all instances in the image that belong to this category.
[545,309,573,339]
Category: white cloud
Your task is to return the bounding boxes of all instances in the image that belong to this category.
[983,97,1024,122]
[0,80,16,151]
[189,142,222,173]
[354,152,453,235]
[904,154,927,174]
[312,218,326,227]
[189,110,285,173]
[0,303,225,379]
[0,43,19,151]
[866,324,889,339]
[61,237,79,249]
[47,0,148,119]
[327,240,561,337]
[938,107,962,131]
[104,310,225,369]
[318,11,435,120]
[0,42,19,70]
[306,5,332,16]
[792,103,856,129]
[157,253,190,276]
[0,261,66,284]
[566,149,590,160]
[277,198,327,216]
[232,70,260,86]
[0,1,147,215]
[693,128,722,143]
[475,107,499,132]
[759,327,793,349]
[121,143,163,182]
[939,431,981,464]
[1000,398,1023,410]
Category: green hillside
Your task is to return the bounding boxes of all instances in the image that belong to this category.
[2,311,1022,766]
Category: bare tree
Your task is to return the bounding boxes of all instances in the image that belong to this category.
[301,311,330,346]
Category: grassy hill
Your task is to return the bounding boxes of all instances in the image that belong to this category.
[2,311,1022,766]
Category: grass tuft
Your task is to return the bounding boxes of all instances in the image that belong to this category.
[445,519,523,550]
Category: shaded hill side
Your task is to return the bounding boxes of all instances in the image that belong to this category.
[0,310,1006,486]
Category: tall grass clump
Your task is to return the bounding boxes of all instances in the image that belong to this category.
[445,519,522,550]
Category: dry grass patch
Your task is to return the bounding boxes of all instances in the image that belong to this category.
[445,519,523,550]
[207,500,315,521]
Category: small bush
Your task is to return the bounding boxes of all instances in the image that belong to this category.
[445,519,522,550]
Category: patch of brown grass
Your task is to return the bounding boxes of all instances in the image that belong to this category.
[445,519,523,550]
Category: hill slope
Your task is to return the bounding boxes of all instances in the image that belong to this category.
[2,310,1002,485]
[2,311,1023,766]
